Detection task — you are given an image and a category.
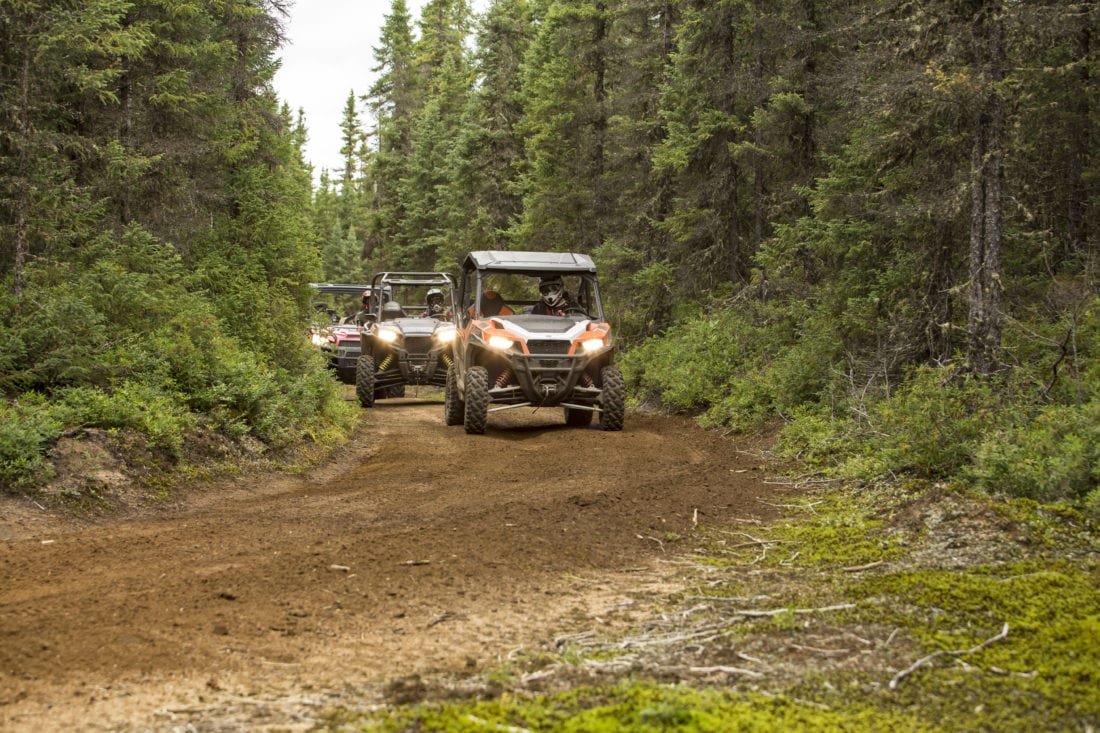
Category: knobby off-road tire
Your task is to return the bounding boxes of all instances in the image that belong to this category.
[444,366,464,426]
[564,406,593,427]
[355,354,376,408]
[384,384,406,398]
[463,366,490,435]
[598,366,625,431]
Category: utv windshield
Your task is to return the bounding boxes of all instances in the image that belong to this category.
[461,272,604,322]
[369,273,457,322]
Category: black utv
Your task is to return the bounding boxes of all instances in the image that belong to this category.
[445,251,624,433]
[355,272,458,408]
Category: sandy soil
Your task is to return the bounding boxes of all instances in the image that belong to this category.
[0,399,774,731]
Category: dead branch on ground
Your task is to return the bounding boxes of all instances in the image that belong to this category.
[888,623,1010,690]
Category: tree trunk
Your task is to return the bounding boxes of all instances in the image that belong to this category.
[966,0,1005,375]
[1067,4,1092,259]
[592,0,608,251]
[752,13,764,251]
[719,6,744,283]
[13,53,31,298]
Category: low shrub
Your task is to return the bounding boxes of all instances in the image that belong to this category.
[0,394,64,492]
[57,382,195,457]
[970,400,1100,502]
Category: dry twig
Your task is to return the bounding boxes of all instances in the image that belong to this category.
[889,623,1010,690]
[685,665,763,678]
[732,602,857,618]
[843,560,886,572]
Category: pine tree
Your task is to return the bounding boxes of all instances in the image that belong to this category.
[513,0,612,253]
[433,0,536,268]
[363,0,420,268]
[0,0,146,295]
[592,0,680,338]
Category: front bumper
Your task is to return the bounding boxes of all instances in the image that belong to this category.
[372,339,453,388]
[487,350,609,407]
[326,346,361,384]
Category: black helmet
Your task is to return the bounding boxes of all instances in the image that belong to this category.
[425,288,445,315]
[361,289,371,306]
[538,276,565,308]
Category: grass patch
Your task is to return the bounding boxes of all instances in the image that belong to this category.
[326,682,931,732]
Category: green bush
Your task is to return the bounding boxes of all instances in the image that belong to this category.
[0,223,351,493]
[775,365,1009,483]
[1,289,112,390]
[860,366,999,480]
[970,400,1100,502]
[0,394,64,491]
[622,299,841,433]
[57,382,195,456]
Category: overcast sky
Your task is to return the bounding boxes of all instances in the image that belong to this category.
[272,0,486,183]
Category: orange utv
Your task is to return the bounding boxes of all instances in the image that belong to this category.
[446,251,625,434]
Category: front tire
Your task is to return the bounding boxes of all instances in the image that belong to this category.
[598,366,625,431]
[463,366,489,434]
[444,366,464,426]
[355,354,376,408]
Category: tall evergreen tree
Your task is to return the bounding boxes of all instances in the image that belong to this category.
[0,0,146,295]
[594,0,679,337]
[436,0,536,267]
[514,0,612,253]
[364,0,419,267]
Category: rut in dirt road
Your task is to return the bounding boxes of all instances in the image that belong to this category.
[0,400,773,731]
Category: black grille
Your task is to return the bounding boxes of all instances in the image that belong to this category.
[526,339,571,355]
[405,336,432,355]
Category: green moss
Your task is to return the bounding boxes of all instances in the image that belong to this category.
[770,520,904,568]
[843,561,1100,729]
[326,683,931,732]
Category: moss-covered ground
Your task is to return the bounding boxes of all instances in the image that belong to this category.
[318,481,1099,732]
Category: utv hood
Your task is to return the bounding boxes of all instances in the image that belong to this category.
[390,317,445,337]
[493,314,587,335]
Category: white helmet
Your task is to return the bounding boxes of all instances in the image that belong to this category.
[538,276,565,308]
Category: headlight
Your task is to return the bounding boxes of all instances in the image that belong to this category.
[581,338,605,353]
[376,327,399,343]
[435,327,457,343]
[310,332,326,347]
[488,335,514,351]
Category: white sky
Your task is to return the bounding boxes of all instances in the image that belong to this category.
[273,0,487,183]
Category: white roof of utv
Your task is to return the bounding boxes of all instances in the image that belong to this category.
[464,251,597,274]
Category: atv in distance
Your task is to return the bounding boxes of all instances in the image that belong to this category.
[445,251,624,434]
[309,282,375,385]
[356,272,458,408]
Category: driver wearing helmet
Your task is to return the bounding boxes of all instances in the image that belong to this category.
[422,288,450,319]
[531,275,579,317]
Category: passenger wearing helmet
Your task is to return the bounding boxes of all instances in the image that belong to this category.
[353,289,375,326]
[531,275,580,317]
[423,288,449,319]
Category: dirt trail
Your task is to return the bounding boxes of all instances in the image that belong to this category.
[0,399,772,731]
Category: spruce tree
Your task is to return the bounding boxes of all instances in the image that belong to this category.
[434,0,536,268]
[364,0,420,268]
[514,0,612,253]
